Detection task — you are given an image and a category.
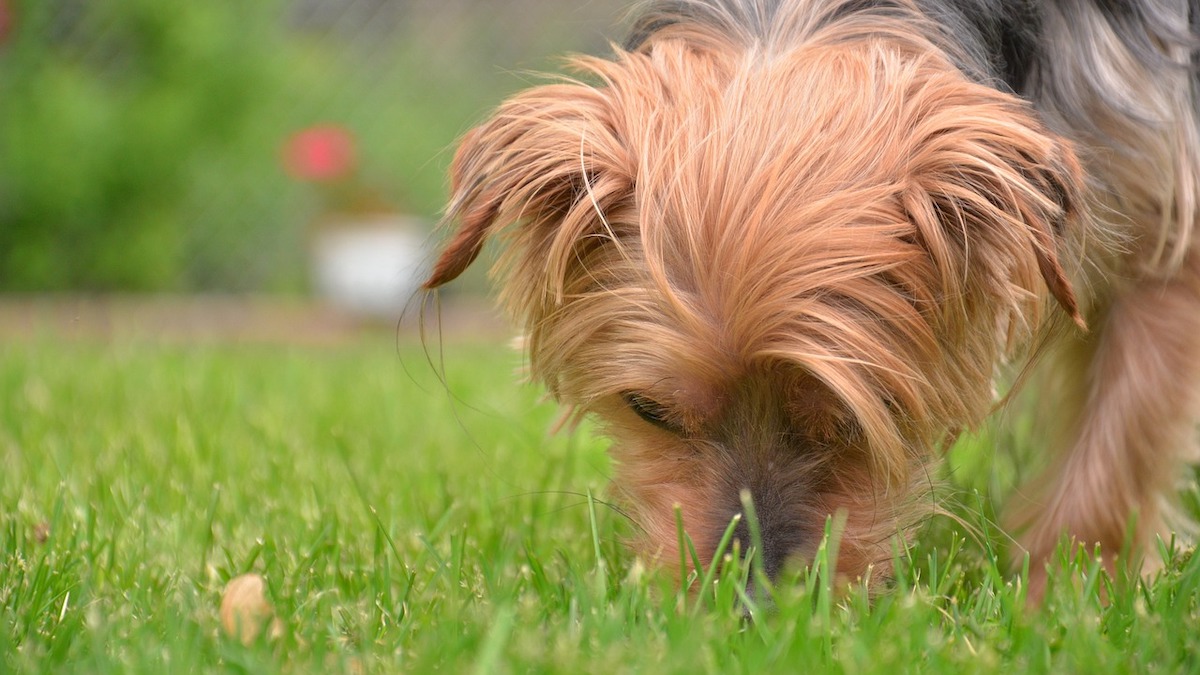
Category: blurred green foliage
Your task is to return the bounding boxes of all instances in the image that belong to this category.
[0,0,620,292]
[0,0,290,290]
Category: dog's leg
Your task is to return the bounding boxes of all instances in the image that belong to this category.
[1013,254,1200,599]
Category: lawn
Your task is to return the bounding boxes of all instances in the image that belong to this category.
[2,336,1198,672]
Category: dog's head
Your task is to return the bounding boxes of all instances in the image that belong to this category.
[425,24,1085,583]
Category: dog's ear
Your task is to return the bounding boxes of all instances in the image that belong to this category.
[423,82,630,289]
[902,91,1087,330]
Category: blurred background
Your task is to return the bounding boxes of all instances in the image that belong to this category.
[0,0,627,339]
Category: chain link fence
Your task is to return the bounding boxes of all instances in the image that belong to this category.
[0,0,627,295]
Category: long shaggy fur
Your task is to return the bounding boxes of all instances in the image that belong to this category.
[425,0,1200,596]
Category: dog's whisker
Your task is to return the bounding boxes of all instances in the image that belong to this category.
[501,490,641,526]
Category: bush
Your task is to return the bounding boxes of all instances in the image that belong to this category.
[0,0,295,290]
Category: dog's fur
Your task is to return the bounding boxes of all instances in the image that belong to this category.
[424,0,1200,595]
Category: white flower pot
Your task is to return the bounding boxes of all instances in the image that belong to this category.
[310,215,428,318]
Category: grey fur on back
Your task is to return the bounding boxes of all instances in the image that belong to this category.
[625,0,1198,99]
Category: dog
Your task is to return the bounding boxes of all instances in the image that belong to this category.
[423,0,1200,598]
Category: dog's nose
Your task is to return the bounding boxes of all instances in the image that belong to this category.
[727,493,801,580]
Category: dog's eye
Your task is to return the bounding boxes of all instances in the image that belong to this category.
[621,392,677,432]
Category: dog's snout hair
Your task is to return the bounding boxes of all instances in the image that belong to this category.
[724,474,816,581]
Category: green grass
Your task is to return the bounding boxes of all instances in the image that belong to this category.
[2,337,1199,673]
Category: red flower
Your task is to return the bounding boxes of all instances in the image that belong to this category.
[283,125,356,182]
[0,0,13,45]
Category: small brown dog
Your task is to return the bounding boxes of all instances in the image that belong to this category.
[425,0,1200,595]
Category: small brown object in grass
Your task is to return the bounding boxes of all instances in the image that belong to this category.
[220,573,283,644]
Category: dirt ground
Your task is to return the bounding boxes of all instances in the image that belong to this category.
[0,294,509,345]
